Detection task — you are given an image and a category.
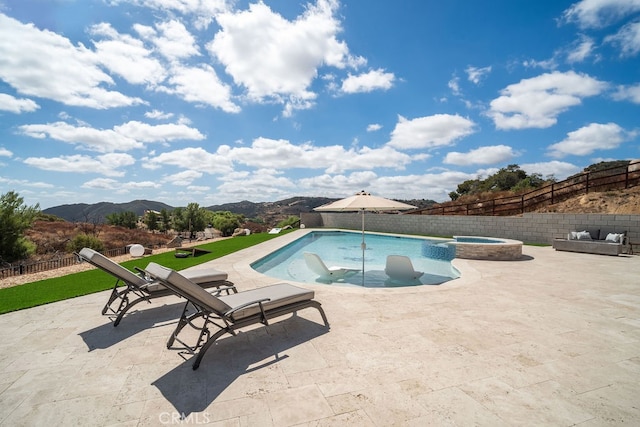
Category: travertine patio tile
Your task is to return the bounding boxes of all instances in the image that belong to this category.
[0,232,638,426]
[265,384,333,426]
[413,386,510,426]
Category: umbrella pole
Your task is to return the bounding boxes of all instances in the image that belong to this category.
[361,209,365,284]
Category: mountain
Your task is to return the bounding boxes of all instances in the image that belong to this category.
[206,196,337,219]
[43,196,437,224]
[42,200,174,222]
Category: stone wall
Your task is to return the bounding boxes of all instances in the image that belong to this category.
[300,212,640,245]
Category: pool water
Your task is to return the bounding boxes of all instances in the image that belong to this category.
[251,231,460,288]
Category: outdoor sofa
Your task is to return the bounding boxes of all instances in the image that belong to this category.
[552,228,627,256]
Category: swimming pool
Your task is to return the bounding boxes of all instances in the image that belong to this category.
[251,230,460,288]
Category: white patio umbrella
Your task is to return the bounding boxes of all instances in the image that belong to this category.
[314,191,416,279]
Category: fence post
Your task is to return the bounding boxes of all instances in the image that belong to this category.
[626,167,629,188]
[586,172,590,194]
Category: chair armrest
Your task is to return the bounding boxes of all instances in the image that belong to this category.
[134,266,153,282]
[223,298,271,317]
[210,285,237,296]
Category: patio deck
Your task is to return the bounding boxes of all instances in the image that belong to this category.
[1,229,639,426]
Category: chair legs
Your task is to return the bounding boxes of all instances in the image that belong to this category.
[166,300,330,370]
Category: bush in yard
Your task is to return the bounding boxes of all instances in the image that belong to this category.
[66,233,105,253]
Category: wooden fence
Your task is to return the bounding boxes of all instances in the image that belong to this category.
[0,246,131,280]
[410,164,640,216]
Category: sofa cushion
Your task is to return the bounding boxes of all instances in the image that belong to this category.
[585,228,600,240]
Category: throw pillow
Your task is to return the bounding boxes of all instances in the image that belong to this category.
[605,233,622,243]
[577,231,592,240]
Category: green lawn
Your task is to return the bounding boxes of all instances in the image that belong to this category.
[0,232,286,315]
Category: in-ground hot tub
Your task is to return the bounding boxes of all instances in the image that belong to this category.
[448,236,523,260]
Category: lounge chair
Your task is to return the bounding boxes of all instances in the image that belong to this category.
[303,252,360,282]
[76,248,235,326]
[385,255,424,281]
[144,262,329,370]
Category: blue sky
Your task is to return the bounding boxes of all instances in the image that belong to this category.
[1,0,639,209]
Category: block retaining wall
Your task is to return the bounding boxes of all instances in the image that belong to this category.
[301,212,640,245]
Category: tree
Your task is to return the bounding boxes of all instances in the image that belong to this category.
[159,209,171,232]
[171,204,208,237]
[0,191,40,263]
[143,211,159,232]
[105,211,138,229]
[211,211,243,236]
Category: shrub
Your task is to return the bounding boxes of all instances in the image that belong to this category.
[66,233,105,253]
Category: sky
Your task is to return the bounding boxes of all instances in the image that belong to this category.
[0,0,639,210]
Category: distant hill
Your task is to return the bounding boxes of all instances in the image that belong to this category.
[42,200,174,222]
[206,196,337,219]
[42,195,437,224]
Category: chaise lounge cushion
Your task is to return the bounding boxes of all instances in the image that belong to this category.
[145,268,228,292]
[219,284,315,320]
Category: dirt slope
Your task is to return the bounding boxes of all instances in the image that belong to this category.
[536,186,640,214]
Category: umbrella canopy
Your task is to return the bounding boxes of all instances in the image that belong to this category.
[314,191,416,283]
[314,190,416,212]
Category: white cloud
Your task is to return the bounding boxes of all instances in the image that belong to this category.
[114,0,231,29]
[612,83,640,103]
[206,0,364,112]
[113,121,205,143]
[488,71,607,130]
[520,161,582,180]
[566,35,596,62]
[448,76,461,95]
[162,170,203,185]
[160,63,240,112]
[547,122,632,158]
[562,0,640,28]
[387,114,476,150]
[0,14,145,109]
[0,176,54,188]
[19,120,205,152]
[19,122,143,153]
[522,58,558,70]
[151,19,201,60]
[90,22,167,86]
[24,153,136,177]
[0,148,12,157]
[341,69,395,93]
[466,65,492,84]
[144,147,234,174]
[605,20,640,57]
[367,124,382,132]
[0,93,39,113]
[444,145,516,166]
[300,169,476,202]
[81,177,161,190]
[145,109,174,120]
[227,137,415,174]
[215,168,296,202]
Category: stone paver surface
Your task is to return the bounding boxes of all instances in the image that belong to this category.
[1,229,639,426]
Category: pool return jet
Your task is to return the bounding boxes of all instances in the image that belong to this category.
[314,191,416,284]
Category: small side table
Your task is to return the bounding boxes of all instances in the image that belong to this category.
[628,241,637,255]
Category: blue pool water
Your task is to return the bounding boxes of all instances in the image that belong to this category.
[251,231,460,288]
